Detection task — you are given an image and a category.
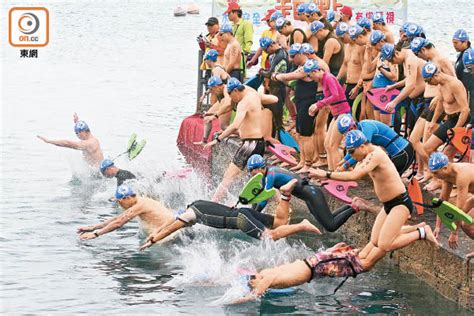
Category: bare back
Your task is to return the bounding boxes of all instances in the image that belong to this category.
[404,54,425,98]
[134,197,175,235]
[224,38,242,72]
[81,136,104,168]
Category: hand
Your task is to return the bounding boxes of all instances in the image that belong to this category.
[199,94,206,104]
[385,101,396,112]
[271,73,279,81]
[385,84,395,92]
[203,115,215,124]
[308,168,326,179]
[246,59,255,68]
[348,86,360,99]
[448,232,459,249]
[433,225,441,239]
[429,98,437,111]
[203,139,218,149]
[427,122,437,134]
[73,112,79,123]
[139,234,155,251]
[37,135,50,143]
[308,103,318,116]
[79,232,97,240]
[77,225,96,234]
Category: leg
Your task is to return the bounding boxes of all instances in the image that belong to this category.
[461,198,474,239]
[327,120,343,170]
[212,163,242,202]
[262,108,279,144]
[314,108,328,165]
[408,118,428,165]
[266,219,321,240]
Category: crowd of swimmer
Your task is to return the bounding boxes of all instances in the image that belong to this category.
[37,2,473,302]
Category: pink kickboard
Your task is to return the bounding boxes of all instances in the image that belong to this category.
[267,143,298,166]
[321,179,358,204]
[366,88,400,113]
[164,167,193,179]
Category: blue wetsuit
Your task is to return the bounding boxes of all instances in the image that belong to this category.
[342,120,415,175]
[256,167,356,232]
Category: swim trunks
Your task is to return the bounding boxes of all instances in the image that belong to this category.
[229,69,243,82]
[390,142,415,175]
[233,138,266,170]
[382,191,414,215]
[434,112,471,143]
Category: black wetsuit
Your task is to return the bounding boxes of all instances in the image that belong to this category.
[115,169,136,186]
[316,32,344,77]
[294,79,318,136]
[455,46,474,126]
[257,167,357,232]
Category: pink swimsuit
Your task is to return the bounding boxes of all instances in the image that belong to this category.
[316,72,351,117]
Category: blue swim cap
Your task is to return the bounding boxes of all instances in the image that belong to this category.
[269,11,283,22]
[207,76,223,88]
[227,77,243,93]
[275,17,287,31]
[220,24,233,34]
[453,29,469,42]
[348,25,364,40]
[372,12,385,24]
[259,36,274,49]
[310,21,325,34]
[370,30,385,45]
[463,47,474,66]
[115,184,135,199]
[74,121,89,134]
[400,22,411,33]
[421,62,438,79]
[305,3,320,14]
[326,10,335,22]
[301,43,314,55]
[204,49,218,62]
[345,130,367,150]
[297,3,307,15]
[246,154,266,171]
[428,152,449,171]
[410,37,431,55]
[335,22,350,37]
[380,43,395,61]
[337,114,356,134]
[357,17,371,30]
[289,43,302,56]
[303,59,320,73]
[99,159,114,174]
[405,23,423,39]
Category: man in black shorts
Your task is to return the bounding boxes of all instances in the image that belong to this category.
[99,159,136,187]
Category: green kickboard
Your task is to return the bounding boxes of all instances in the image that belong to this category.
[239,173,276,205]
[288,80,297,90]
[432,198,473,231]
[128,139,146,160]
[127,133,137,153]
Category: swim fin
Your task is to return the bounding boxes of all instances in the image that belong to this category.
[278,129,300,152]
[432,198,473,231]
[127,133,137,153]
[351,92,363,120]
[408,178,424,215]
[239,173,276,205]
[128,139,146,160]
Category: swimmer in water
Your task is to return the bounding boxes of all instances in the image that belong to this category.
[37,113,104,169]
[78,184,175,240]
[99,159,136,187]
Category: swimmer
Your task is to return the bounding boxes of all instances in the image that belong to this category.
[219,24,243,81]
[371,13,395,44]
[77,184,175,240]
[139,181,321,251]
[37,113,104,169]
[99,159,136,187]
[428,152,474,249]
[274,17,306,46]
[310,21,344,76]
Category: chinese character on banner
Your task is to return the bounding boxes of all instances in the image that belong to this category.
[242,12,250,20]
[386,11,395,24]
[365,11,374,19]
[252,12,261,26]
[292,0,303,20]
[332,0,343,11]
[275,0,292,17]
[318,0,331,11]
[355,12,363,21]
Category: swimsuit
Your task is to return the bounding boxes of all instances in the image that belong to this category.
[382,191,414,215]
[232,138,266,170]
[294,79,319,136]
[115,169,136,186]
[434,112,472,143]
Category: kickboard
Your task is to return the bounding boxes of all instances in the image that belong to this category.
[267,143,298,166]
[238,173,276,205]
[321,180,357,204]
[244,75,262,90]
[366,88,400,113]
[127,133,137,153]
[288,80,297,90]
[351,92,363,120]
[238,271,296,296]
[279,129,300,152]
[408,178,424,215]
[447,127,472,158]
[128,139,146,160]
[432,198,473,231]
[164,167,193,179]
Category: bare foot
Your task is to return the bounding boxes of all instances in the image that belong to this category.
[424,226,440,248]
[290,163,304,171]
[466,252,474,259]
[313,159,328,167]
[416,222,426,228]
[279,162,290,168]
[425,179,442,192]
[300,219,322,235]
[193,140,207,145]
[269,155,279,161]
[296,165,310,174]
[351,197,375,213]
[280,179,298,196]
[414,173,425,181]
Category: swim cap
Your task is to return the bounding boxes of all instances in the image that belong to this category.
[275,17,287,31]
[405,23,423,39]
[220,24,233,34]
[326,10,335,22]
[301,43,314,55]
[246,154,266,171]
[357,17,371,30]
[348,25,364,40]
[269,11,283,22]
[115,184,135,199]
[337,114,356,134]
[421,62,438,79]
[335,22,350,37]
[297,3,307,15]
[207,76,223,88]
[370,30,385,45]
[74,121,89,134]
[305,3,320,14]
[380,43,395,61]
[204,49,218,62]
[99,159,114,174]
[453,29,469,42]
[372,12,385,24]
[345,130,367,150]
[463,47,474,66]
[310,21,325,34]
[303,59,320,73]
[227,77,243,93]
[400,22,410,34]
[289,43,302,56]
[410,37,430,55]
[259,37,274,49]
[428,152,449,171]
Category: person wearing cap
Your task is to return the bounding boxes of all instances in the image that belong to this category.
[202,48,230,106]
[371,13,394,44]
[338,5,353,24]
[77,184,176,240]
[421,62,470,167]
[219,24,243,82]
[275,18,306,46]
[296,3,308,22]
[200,17,225,70]
[428,152,474,250]
[305,59,351,171]
[246,9,279,70]
[99,159,136,187]
[310,21,344,76]
[304,2,333,35]
[404,23,425,42]
[37,112,104,169]
[452,30,473,128]
[204,78,266,202]
[224,2,253,55]
[309,129,439,270]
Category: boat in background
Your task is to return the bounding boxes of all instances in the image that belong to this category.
[174,6,186,17]
[186,3,200,15]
